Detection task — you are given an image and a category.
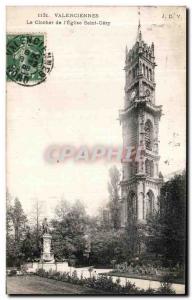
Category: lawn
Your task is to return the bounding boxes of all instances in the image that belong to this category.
[6,275,103,295]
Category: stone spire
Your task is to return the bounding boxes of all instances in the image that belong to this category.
[125,45,128,55]
[136,8,142,42]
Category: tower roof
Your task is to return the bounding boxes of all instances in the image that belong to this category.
[125,15,155,68]
[136,7,142,42]
[136,19,142,42]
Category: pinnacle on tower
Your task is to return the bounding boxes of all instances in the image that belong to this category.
[125,45,128,55]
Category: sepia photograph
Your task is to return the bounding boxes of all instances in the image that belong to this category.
[6,5,187,295]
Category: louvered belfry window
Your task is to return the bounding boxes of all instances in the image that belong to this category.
[145,120,153,150]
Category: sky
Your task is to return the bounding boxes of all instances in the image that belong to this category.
[6,6,186,218]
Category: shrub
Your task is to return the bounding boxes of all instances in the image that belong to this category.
[35,268,176,294]
[71,270,79,284]
[36,268,47,277]
[145,287,157,294]
[157,285,175,295]
[157,282,175,294]
[156,274,175,294]
[8,269,17,276]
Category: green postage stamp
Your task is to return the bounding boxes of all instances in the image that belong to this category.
[6,34,54,86]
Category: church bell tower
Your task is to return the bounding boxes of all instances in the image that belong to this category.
[119,21,163,229]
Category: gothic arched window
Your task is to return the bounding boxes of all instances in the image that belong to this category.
[144,120,153,150]
[149,69,152,81]
[145,159,154,177]
[146,66,149,80]
[142,64,145,76]
[136,65,138,76]
[146,190,154,218]
[129,70,131,80]
[132,68,135,79]
[127,191,137,224]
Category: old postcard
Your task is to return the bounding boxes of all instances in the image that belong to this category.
[6,6,187,295]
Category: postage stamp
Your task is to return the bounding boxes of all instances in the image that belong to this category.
[6,34,54,86]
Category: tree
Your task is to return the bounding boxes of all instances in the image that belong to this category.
[51,199,88,262]
[29,199,44,258]
[6,189,13,235]
[55,198,70,221]
[90,230,120,265]
[21,226,33,261]
[6,196,28,266]
[90,229,133,266]
[11,198,27,242]
[146,172,186,267]
[6,190,15,267]
[108,166,121,229]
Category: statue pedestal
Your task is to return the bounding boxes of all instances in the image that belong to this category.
[41,233,55,263]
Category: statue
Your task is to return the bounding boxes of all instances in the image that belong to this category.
[42,217,49,234]
[41,217,54,262]
[83,233,91,264]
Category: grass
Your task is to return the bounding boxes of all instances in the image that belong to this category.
[6,275,105,295]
